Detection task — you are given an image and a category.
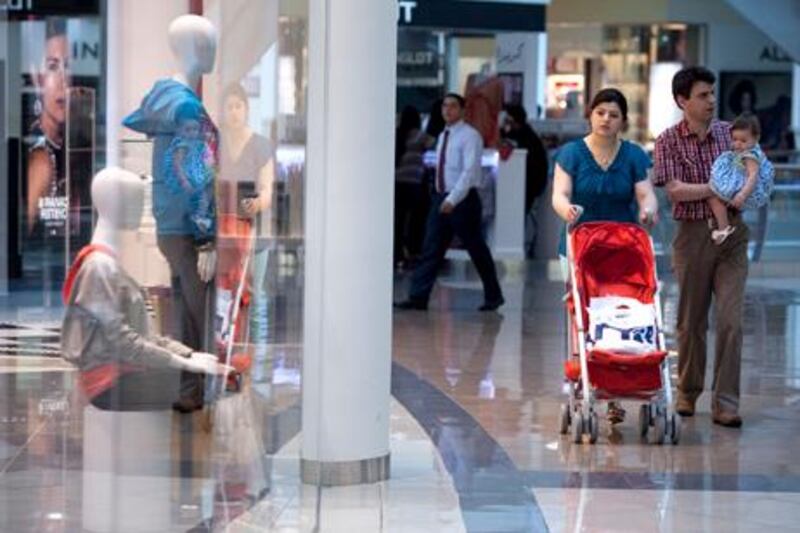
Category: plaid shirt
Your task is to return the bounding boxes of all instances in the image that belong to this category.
[653,119,731,220]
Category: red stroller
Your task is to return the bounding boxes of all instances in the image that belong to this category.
[559,222,680,445]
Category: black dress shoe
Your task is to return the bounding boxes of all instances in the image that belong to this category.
[478,296,505,312]
[172,397,204,414]
[394,300,428,310]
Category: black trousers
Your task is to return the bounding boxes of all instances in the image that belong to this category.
[408,189,502,304]
[394,181,429,262]
[157,234,214,402]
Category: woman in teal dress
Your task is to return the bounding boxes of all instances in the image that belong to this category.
[551,88,659,424]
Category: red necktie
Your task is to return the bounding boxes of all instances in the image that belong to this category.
[436,129,450,194]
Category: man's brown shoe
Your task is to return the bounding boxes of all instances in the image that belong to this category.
[713,412,742,428]
[675,398,695,417]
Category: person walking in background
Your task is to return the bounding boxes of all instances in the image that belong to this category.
[653,66,746,428]
[395,93,504,312]
[218,83,276,350]
[551,87,658,424]
[394,106,433,270]
[501,104,549,256]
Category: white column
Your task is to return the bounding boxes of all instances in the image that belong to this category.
[491,149,527,260]
[106,1,186,288]
[446,37,461,93]
[301,0,396,485]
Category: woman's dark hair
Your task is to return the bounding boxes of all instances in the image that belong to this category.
[588,88,628,121]
[425,98,445,138]
[731,113,761,139]
[505,104,528,126]
[672,66,716,108]
[222,82,249,109]
[728,79,757,115]
[396,106,421,165]
[46,18,67,40]
[398,105,421,133]
[443,92,466,109]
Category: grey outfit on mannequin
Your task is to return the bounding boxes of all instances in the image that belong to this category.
[62,253,190,411]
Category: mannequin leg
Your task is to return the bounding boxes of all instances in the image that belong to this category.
[157,234,213,411]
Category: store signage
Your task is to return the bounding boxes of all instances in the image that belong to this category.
[0,0,34,11]
[760,45,791,63]
[398,0,545,32]
[398,1,417,24]
[397,29,442,87]
[3,0,99,18]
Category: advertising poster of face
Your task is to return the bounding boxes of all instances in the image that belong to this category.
[20,13,100,269]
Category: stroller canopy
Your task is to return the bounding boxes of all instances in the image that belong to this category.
[570,222,657,308]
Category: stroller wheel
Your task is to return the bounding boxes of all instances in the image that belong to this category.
[588,411,599,444]
[571,411,585,444]
[638,404,650,439]
[669,413,681,445]
[652,410,666,445]
[559,404,571,435]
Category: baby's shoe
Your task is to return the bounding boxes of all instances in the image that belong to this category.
[712,225,735,245]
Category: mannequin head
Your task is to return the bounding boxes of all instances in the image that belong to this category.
[92,167,145,231]
[168,15,217,82]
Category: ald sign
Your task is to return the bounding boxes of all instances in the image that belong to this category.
[398,0,545,32]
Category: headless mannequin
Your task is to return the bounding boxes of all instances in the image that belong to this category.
[90,168,231,378]
[61,168,232,411]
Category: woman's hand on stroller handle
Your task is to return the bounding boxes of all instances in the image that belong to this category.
[567,204,584,227]
[639,208,658,228]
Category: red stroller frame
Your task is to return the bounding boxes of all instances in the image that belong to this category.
[215,213,257,381]
[560,222,680,445]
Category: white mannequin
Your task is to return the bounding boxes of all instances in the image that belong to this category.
[90,167,230,376]
[167,14,218,282]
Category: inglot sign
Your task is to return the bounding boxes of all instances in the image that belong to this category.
[398,0,545,32]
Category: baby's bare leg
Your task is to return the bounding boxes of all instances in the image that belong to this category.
[708,196,729,229]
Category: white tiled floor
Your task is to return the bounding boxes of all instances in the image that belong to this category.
[534,487,800,533]
[228,399,466,532]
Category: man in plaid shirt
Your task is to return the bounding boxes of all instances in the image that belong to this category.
[653,67,747,428]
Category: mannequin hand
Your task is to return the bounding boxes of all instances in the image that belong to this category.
[440,201,455,214]
[197,248,216,282]
[183,352,235,375]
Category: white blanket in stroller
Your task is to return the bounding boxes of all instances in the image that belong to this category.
[588,296,657,354]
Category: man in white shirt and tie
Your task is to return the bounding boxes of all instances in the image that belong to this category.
[395,93,504,311]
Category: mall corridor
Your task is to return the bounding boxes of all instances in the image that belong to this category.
[1,257,799,531]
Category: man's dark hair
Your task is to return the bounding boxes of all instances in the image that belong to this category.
[443,92,466,109]
[731,113,761,139]
[672,66,716,108]
[588,88,628,121]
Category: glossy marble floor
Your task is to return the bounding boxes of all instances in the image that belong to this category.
[1,253,799,532]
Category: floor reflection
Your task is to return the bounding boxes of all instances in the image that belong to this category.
[392,259,800,531]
